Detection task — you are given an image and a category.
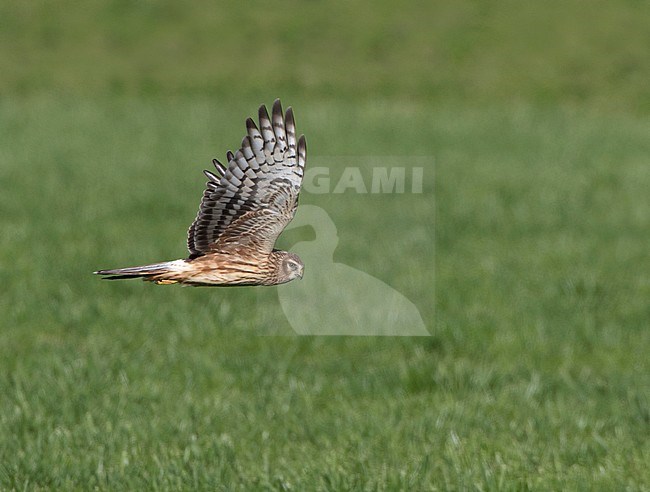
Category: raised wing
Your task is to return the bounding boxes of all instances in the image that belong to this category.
[187,99,306,258]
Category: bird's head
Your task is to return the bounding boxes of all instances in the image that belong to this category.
[276,251,304,284]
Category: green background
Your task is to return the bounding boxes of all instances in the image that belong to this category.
[1,1,649,489]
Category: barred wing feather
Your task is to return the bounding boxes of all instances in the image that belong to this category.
[187,99,306,257]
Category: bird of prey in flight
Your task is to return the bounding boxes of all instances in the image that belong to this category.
[95,99,306,286]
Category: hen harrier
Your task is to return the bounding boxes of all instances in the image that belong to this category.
[95,99,306,286]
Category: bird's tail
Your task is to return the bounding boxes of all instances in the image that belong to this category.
[94,259,188,284]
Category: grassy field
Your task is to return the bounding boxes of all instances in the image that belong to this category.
[1,1,650,490]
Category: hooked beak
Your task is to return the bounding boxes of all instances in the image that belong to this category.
[298,266,304,279]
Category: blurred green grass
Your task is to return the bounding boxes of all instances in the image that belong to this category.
[2,0,650,112]
[1,0,650,489]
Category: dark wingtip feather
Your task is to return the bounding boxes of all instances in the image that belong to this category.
[285,107,296,147]
[246,117,258,131]
[212,158,226,175]
[271,99,286,147]
[226,150,235,162]
[203,169,220,182]
[297,135,306,167]
[258,104,271,124]
[272,98,283,116]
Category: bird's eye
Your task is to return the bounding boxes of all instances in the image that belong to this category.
[289,262,298,270]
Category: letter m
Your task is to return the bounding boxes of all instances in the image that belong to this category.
[371,167,405,193]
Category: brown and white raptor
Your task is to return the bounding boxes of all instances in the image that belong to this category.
[95,99,306,286]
